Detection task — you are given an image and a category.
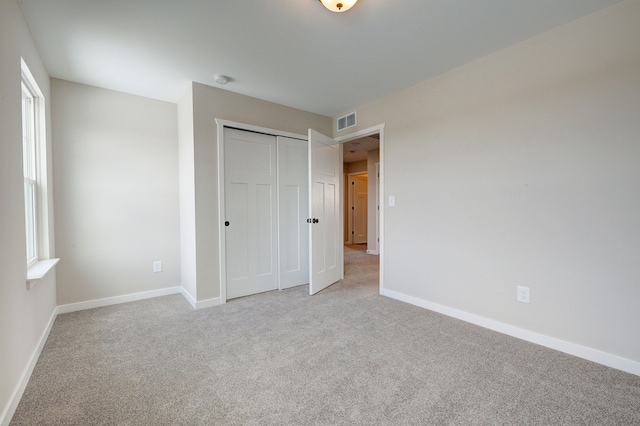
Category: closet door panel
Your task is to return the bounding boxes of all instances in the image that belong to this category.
[278,136,309,289]
[224,128,278,299]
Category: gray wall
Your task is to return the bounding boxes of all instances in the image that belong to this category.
[52,79,180,305]
[0,0,57,422]
[339,0,640,364]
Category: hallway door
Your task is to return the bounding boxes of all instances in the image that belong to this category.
[351,173,368,244]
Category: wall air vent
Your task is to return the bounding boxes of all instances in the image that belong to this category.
[337,112,356,131]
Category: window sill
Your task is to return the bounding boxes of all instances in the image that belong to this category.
[27,258,59,290]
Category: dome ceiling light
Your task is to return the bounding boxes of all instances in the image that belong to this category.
[318,0,358,12]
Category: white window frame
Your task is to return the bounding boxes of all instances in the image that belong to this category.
[22,81,39,266]
[21,58,58,286]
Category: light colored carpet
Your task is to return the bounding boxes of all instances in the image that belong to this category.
[11,245,640,425]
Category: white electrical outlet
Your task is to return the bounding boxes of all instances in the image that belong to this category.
[517,286,530,303]
[153,261,162,273]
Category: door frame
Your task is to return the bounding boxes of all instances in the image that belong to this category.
[374,162,380,255]
[216,119,308,303]
[335,124,385,295]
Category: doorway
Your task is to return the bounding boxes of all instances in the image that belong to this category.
[342,132,380,253]
[338,126,384,293]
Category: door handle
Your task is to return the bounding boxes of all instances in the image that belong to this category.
[307,218,319,224]
[313,218,319,224]
[225,221,230,226]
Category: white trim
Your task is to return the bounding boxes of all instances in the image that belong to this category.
[215,119,306,141]
[382,288,640,377]
[21,57,51,266]
[334,124,385,144]
[215,119,307,304]
[180,287,222,310]
[26,258,59,289]
[375,162,380,255]
[366,250,379,255]
[57,286,183,314]
[180,287,197,309]
[334,123,385,296]
[216,120,227,304]
[1,308,56,426]
[195,297,222,310]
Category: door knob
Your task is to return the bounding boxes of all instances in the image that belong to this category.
[313,218,319,224]
[225,221,230,226]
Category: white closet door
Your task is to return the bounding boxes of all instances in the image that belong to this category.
[308,129,343,295]
[224,128,278,299]
[278,136,309,289]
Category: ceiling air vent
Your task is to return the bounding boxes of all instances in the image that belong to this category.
[337,112,356,131]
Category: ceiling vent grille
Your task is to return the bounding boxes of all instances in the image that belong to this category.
[337,112,356,131]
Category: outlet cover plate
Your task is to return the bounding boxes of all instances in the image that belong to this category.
[517,286,530,303]
[153,261,162,273]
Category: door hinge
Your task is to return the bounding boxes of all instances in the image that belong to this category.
[352,206,354,210]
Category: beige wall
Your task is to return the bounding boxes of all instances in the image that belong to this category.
[345,160,367,174]
[0,1,57,422]
[181,82,332,302]
[52,79,180,305]
[340,0,640,364]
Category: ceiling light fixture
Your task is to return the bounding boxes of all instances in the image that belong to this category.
[318,0,358,12]
[213,74,229,85]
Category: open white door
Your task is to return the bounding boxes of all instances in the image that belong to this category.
[308,129,343,295]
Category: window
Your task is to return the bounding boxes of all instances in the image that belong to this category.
[22,81,39,265]
[21,57,56,284]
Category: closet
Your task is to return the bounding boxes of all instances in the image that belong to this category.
[223,127,309,299]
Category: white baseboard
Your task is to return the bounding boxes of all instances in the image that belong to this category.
[57,286,183,314]
[381,288,640,377]
[181,287,197,309]
[1,308,57,426]
[180,288,222,310]
[195,297,222,310]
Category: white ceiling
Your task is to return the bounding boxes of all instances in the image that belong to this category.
[18,0,622,117]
